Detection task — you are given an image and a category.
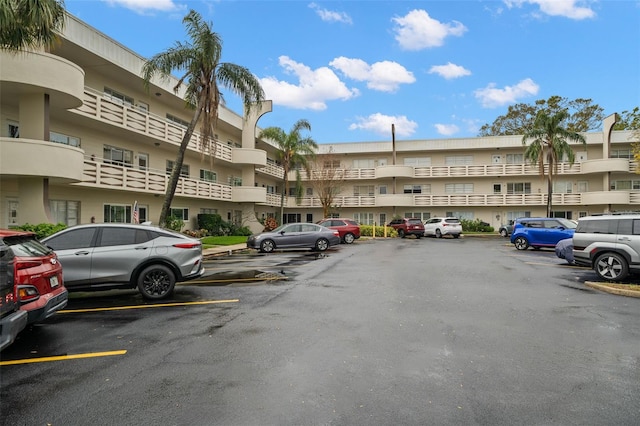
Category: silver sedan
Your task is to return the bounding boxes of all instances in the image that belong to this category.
[247,223,341,253]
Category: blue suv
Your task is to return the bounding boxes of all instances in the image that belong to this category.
[510,217,577,250]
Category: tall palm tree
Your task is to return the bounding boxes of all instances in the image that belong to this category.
[259,119,317,224]
[0,0,66,52]
[142,9,265,228]
[522,110,586,217]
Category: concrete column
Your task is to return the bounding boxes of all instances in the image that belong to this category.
[240,100,272,187]
[602,113,619,198]
[18,178,50,224]
[19,93,48,140]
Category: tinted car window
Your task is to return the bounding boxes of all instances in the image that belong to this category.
[46,228,96,250]
[576,219,616,234]
[445,218,460,224]
[4,235,52,257]
[98,228,151,247]
[301,224,318,232]
[408,219,422,225]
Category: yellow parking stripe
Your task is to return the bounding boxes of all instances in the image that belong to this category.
[0,350,127,366]
[58,299,239,314]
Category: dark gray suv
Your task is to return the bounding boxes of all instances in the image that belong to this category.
[573,214,640,281]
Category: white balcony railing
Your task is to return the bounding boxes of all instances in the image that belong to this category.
[76,158,232,201]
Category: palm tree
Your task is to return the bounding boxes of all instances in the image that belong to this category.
[0,0,66,52]
[259,119,318,224]
[522,110,586,217]
[142,9,265,227]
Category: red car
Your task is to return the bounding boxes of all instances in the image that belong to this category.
[316,218,361,244]
[0,230,68,324]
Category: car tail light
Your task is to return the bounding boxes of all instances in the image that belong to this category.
[17,285,40,304]
[333,230,340,237]
[173,242,201,249]
[15,259,43,270]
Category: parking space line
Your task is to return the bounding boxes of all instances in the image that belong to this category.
[58,299,239,314]
[0,350,127,366]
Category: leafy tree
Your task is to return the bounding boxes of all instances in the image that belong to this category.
[258,119,317,224]
[479,96,604,136]
[142,10,264,228]
[522,110,586,217]
[310,150,346,218]
[613,107,640,131]
[0,0,66,52]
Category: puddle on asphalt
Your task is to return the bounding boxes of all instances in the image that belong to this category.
[190,269,289,287]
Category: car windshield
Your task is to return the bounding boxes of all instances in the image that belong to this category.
[5,235,52,257]
[557,218,578,229]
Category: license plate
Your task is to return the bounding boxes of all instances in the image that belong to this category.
[50,275,59,288]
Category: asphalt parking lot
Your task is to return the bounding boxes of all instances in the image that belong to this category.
[2,236,639,425]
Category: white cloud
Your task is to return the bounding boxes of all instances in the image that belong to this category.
[428,62,471,80]
[392,9,467,50]
[474,78,539,108]
[434,123,460,136]
[503,0,596,20]
[349,113,418,137]
[259,56,359,110]
[330,57,415,92]
[308,2,353,24]
[103,0,180,13]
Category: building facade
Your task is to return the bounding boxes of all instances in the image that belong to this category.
[0,14,637,233]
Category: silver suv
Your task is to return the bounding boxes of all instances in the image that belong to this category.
[573,214,640,281]
[42,223,205,299]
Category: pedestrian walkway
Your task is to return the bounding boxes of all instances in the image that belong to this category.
[203,243,247,257]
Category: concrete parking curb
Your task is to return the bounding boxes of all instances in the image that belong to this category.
[585,281,640,298]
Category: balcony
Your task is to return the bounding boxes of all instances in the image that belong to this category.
[583,191,629,205]
[0,138,84,182]
[580,158,630,174]
[232,148,266,167]
[72,89,233,162]
[76,158,232,200]
[375,165,414,178]
[232,186,266,203]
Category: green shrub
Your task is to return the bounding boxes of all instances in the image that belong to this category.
[14,223,67,239]
[165,216,184,232]
[196,213,251,236]
[460,218,494,233]
[360,224,398,238]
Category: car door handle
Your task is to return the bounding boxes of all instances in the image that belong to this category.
[135,247,148,250]
[74,250,90,256]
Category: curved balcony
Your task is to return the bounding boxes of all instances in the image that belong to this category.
[0,51,84,110]
[580,158,629,174]
[232,186,267,203]
[375,165,414,179]
[582,191,629,205]
[232,148,267,167]
[0,138,84,182]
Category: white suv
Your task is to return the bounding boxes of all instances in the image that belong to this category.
[573,214,640,281]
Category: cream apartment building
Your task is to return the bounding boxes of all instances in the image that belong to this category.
[0,13,637,233]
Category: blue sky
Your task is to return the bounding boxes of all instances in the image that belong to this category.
[65,0,640,144]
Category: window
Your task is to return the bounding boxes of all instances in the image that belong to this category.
[353,212,374,225]
[104,145,133,167]
[104,204,131,223]
[353,185,374,196]
[167,160,190,178]
[611,149,633,159]
[551,211,573,220]
[200,208,218,214]
[379,186,387,195]
[266,185,276,194]
[50,200,79,226]
[166,114,190,128]
[138,153,149,171]
[50,131,80,147]
[352,159,376,168]
[404,212,430,221]
[45,228,95,250]
[323,160,341,168]
[506,154,524,164]
[104,87,134,107]
[492,155,502,164]
[228,176,242,186]
[306,213,313,223]
[6,198,18,227]
[98,227,152,247]
[404,157,431,166]
[136,102,149,112]
[403,185,423,194]
[553,181,573,194]
[445,155,473,165]
[306,187,313,196]
[611,180,640,190]
[507,182,531,194]
[170,208,189,221]
[200,169,217,183]
[445,183,473,193]
[233,210,242,226]
[379,213,386,226]
[446,211,474,220]
[493,183,502,194]
[506,211,531,221]
[8,121,19,138]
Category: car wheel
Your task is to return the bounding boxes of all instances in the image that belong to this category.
[343,233,355,244]
[137,264,175,300]
[315,238,329,251]
[435,229,442,238]
[514,236,529,250]
[260,239,275,253]
[416,234,422,239]
[453,234,460,239]
[398,229,405,238]
[595,252,629,281]
[500,229,508,237]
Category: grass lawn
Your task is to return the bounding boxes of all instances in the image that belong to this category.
[201,235,247,248]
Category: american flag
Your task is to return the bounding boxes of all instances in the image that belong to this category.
[133,201,139,224]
